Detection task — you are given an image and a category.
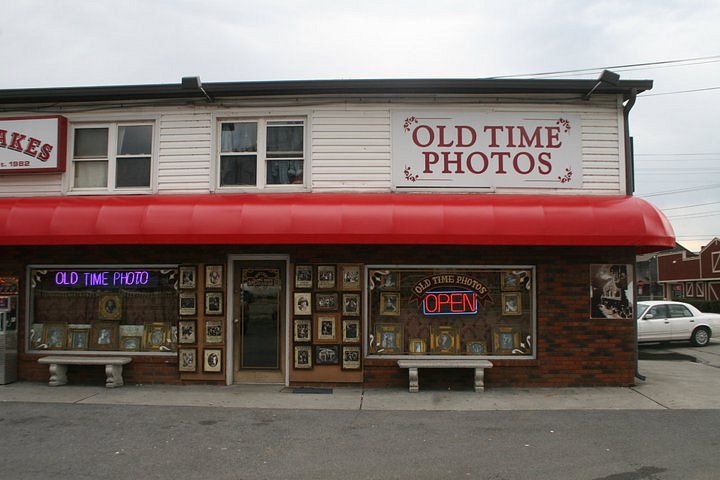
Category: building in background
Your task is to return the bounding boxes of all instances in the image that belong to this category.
[0,76,674,389]
[655,238,720,301]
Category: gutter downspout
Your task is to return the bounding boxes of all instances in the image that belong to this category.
[624,88,646,382]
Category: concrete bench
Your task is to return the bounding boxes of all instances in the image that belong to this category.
[38,356,132,388]
[397,359,493,393]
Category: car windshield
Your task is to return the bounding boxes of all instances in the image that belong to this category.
[636,303,650,318]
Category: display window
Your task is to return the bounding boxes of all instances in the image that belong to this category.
[28,266,178,354]
[367,266,535,357]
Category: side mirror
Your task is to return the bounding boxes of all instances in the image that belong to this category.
[644,314,654,320]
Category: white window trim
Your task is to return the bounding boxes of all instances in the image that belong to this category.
[65,120,158,195]
[712,251,720,273]
[214,116,308,192]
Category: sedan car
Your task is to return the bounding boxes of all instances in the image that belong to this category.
[637,300,720,346]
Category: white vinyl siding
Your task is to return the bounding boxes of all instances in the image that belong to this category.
[0,95,628,196]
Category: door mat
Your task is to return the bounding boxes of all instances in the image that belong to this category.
[291,387,333,394]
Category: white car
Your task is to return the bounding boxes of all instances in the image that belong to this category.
[637,301,720,346]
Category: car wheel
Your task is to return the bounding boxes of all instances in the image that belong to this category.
[690,327,710,347]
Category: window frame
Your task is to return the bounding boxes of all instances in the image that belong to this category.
[215,116,307,191]
[67,121,157,195]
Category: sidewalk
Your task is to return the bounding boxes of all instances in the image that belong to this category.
[1,359,718,411]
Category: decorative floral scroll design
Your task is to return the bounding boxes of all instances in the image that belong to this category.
[403,116,418,132]
[556,118,571,133]
[558,167,573,184]
[403,165,420,182]
[369,270,392,290]
[512,335,533,355]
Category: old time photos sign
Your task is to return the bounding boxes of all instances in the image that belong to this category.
[392,111,582,189]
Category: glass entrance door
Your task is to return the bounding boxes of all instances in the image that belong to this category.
[233,261,285,383]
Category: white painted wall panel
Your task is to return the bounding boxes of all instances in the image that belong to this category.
[156,111,213,193]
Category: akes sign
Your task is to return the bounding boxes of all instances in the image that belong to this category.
[392,111,582,189]
[0,116,67,174]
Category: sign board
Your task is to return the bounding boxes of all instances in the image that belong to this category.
[0,116,67,174]
[392,111,582,189]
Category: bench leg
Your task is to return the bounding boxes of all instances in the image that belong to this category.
[105,364,125,388]
[408,367,419,393]
[473,368,485,392]
[48,364,68,387]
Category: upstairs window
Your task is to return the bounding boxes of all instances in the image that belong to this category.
[71,123,153,192]
[219,119,304,188]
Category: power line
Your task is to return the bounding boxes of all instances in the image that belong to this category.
[491,55,720,79]
[637,183,720,197]
[641,86,720,97]
[662,201,720,211]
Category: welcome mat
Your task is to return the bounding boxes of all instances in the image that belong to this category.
[291,387,333,394]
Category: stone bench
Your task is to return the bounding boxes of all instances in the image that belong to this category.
[397,359,493,393]
[38,356,132,388]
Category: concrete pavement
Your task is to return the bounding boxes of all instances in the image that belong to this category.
[1,358,718,411]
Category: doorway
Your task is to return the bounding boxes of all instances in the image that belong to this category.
[232,260,285,383]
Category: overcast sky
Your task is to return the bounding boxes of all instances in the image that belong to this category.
[2,0,718,252]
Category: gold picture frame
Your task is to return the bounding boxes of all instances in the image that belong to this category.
[341,345,361,370]
[379,292,400,316]
[408,338,427,354]
[294,345,313,369]
[293,318,312,343]
[67,325,90,351]
[466,341,488,354]
[493,326,521,354]
[178,319,196,344]
[143,322,171,351]
[340,264,362,291]
[317,265,336,289]
[342,319,360,343]
[179,292,197,316]
[294,293,312,315]
[431,326,459,354]
[205,292,224,316]
[91,322,119,350]
[179,347,197,372]
[205,264,224,289]
[342,293,360,316]
[98,293,122,321]
[119,335,142,352]
[294,265,313,289]
[315,293,339,312]
[204,319,223,344]
[501,292,522,315]
[374,323,403,354]
[314,314,338,343]
[179,266,197,289]
[203,348,223,373]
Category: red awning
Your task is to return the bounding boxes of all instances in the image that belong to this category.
[0,193,675,252]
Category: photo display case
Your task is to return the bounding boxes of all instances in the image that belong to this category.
[367,266,535,357]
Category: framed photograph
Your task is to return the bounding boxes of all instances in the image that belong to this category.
[317,265,336,289]
[293,318,312,343]
[374,323,403,354]
[203,348,223,373]
[342,293,360,316]
[294,345,313,369]
[91,322,119,350]
[342,345,361,370]
[179,292,197,316]
[315,314,338,343]
[0,295,10,312]
[342,319,360,343]
[294,265,313,289]
[493,326,521,354]
[315,345,339,365]
[380,292,401,316]
[67,325,90,351]
[502,292,522,315]
[119,335,142,352]
[205,292,224,316]
[179,266,197,289]
[205,264,224,289]
[501,270,522,290]
[293,293,312,315]
[590,264,633,319]
[98,293,122,321]
[340,264,362,291]
[431,325,459,354]
[408,338,427,354]
[380,272,399,290]
[466,341,488,354]
[143,322,171,351]
[205,319,223,344]
[178,320,197,344]
[315,293,339,311]
[178,347,198,372]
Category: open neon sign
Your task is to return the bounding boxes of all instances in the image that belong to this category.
[422,290,478,315]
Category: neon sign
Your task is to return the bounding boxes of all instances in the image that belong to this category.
[422,289,478,315]
[54,270,151,287]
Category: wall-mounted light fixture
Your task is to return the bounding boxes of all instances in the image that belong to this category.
[583,69,621,100]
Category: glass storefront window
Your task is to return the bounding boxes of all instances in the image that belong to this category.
[28,266,178,354]
[367,266,535,357]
